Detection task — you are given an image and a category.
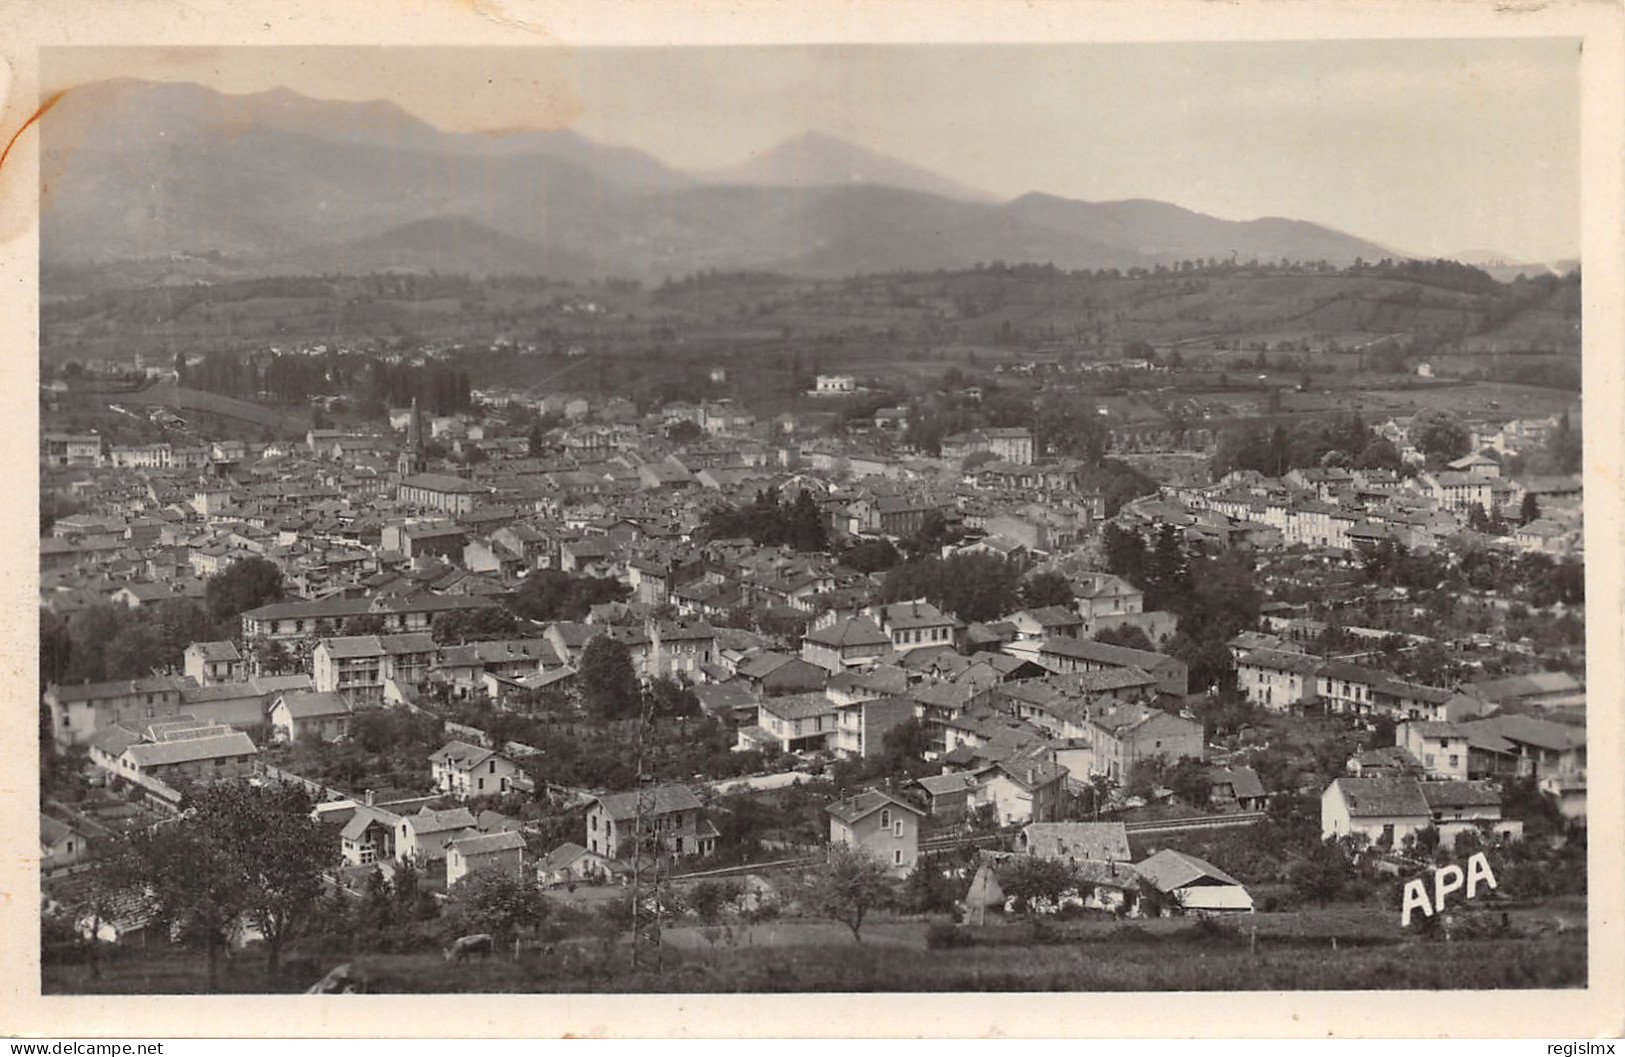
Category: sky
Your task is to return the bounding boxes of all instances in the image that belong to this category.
[42,40,1581,262]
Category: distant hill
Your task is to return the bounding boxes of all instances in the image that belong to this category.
[699,130,997,203]
[273,215,594,278]
[42,78,1424,283]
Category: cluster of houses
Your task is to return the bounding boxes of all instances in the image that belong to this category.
[1127,441,1581,559]
[40,384,1586,923]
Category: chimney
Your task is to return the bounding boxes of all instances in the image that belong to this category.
[365,789,375,806]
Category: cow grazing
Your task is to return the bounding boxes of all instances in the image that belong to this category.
[444,933,494,962]
[305,963,364,994]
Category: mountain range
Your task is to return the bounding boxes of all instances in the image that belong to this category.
[41,78,1407,281]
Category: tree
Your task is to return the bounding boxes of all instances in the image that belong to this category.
[189,782,334,974]
[578,635,641,720]
[1095,624,1156,652]
[786,490,829,552]
[998,856,1078,913]
[1410,408,1471,463]
[878,717,932,778]
[1290,838,1352,906]
[1144,524,1191,610]
[343,613,389,636]
[667,419,703,445]
[1519,491,1541,525]
[689,879,743,925]
[840,538,900,574]
[644,676,699,718]
[432,606,520,645]
[1354,436,1402,471]
[127,821,250,991]
[812,844,894,942]
[902,856,959,914]
[446,870,550,949]
[1020,571,1074,610]
[205,557,285,623]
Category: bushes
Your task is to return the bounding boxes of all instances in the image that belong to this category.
[925,922,975,950]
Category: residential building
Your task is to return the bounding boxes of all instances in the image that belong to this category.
[112,728,258,796]
[1087,703,1203,782]
[826,789,924,874]
[739,692,840,754]
[584,785,716,860]
[1017,821,1132,862]
[1235,649,1321,712]
[1315,660,1390,717]
[868,600,960,653]
[183,641,245,686]
[445,831,527,888]
[832,694,917,759]
[1031,638,1189,697]
[45,677,187,749]
[397,806,479,865]
[313,633,439,704]
[267,690,354,743]
[1397,722,1470,781]
[1320,776,1432,846]
[340,805,401,866]
[429,740,523,800]
[801,616,891,673]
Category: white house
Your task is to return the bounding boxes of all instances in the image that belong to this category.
[826,789,924,874]
[429,740,523,800]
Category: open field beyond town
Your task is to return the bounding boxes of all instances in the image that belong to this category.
[43,900,1587,994]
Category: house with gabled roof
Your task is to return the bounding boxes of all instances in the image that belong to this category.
[429,740,523,800]
[1009,606,1085,643]
[267,690,354,743]
[536,842,616,887]
[1018,821,1131,863]
[1236,648,1321,712]
[340,805,402,866]
[1031,637,1189,696]
[397,805,479,865]
[1135,849,1253,914]
[867,600,962,654]
[584,784,715,861]
[801,615,891,673]
[826,789,925,874]
[1086,703,1203,782]
[446,830,527,888]
[116,729,259,794]
[41,814,91,871]
[1398,721,1471,781]
[182,641,244,686]
[1206,765,1267,811]
[1321,776,1432,845]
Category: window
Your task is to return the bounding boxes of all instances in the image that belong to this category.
[893,820,903,838]
[894,849,903,865]
[489,761,496,774]
[880,809,891,828]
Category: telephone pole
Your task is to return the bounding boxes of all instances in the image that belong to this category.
[628,692,664,973]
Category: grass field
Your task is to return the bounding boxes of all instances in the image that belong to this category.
[43,902,1587,995]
